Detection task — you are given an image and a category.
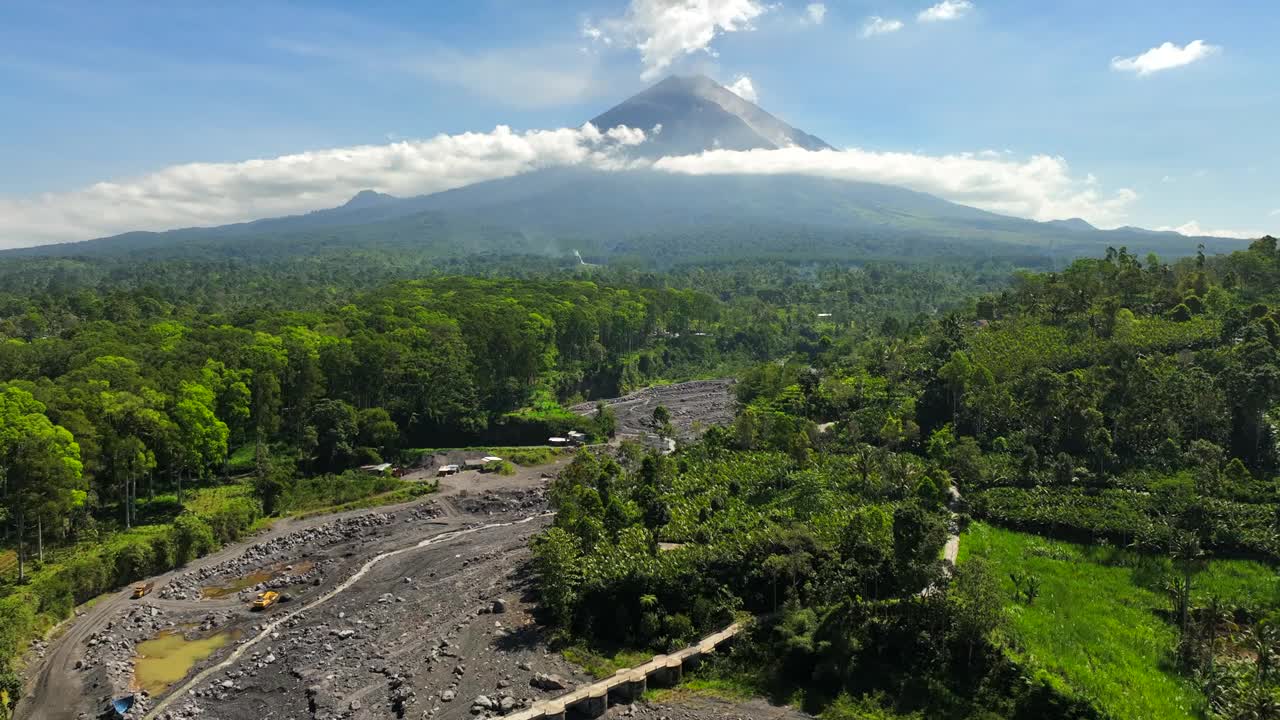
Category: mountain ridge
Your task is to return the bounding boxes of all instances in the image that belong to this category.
[0,74,1255,261]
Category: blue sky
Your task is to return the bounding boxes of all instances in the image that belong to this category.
[1,0,1277,246]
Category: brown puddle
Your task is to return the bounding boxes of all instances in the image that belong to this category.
[200,559,317,599]
[134,628,239,696]
[201,570,272,599]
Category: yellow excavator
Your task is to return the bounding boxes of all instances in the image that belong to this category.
[251,590,280,611]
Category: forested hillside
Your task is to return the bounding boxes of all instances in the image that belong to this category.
[0,255,1003,711]
[3,239,1278,719]
[531,238,1280,720]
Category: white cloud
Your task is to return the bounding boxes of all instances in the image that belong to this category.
[2,129,1172,249]
[862,16,905,37]
[726,75,759,103]
[586,0,770,80]
[805,3,827,25]
[651,146,1139,226]
[581,23,609,44]
[1270,208,1280,216]
[1156,221,1264,240]
[1111,40,1219,76]
[0,125,646,249]
[918,1,973,23]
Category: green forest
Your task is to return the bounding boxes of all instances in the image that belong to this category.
[530,240,1280,719]
[2,239,1279,718]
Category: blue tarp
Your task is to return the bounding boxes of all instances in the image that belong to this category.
[109,695,135,717]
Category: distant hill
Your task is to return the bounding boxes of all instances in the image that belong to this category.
[1043,218,1097,233]
[342,189,397,210]
[2,74,1253,266]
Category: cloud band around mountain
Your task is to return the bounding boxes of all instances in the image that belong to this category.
[652,147,1137,227]
[0,128,1160,248]
[0,125,645,248]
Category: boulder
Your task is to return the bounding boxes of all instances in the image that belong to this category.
[530,673,568,691]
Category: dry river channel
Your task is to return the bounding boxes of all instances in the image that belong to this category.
[18,382,816,720]
[17,468,598,720]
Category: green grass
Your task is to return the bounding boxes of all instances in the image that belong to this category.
[184,483,256,515]
[1192,557,1280,616]
[643,678,760,705]
[290,483,435,519]
[959,522,1280,720]
[562,646,656,680]
[401,445,565,466]
[820,692,922,720]
[225,444,257,474]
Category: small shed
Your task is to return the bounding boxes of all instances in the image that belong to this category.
[548,437,569,446]
[463,458,487,471]
[437,464,460,477]
[566,430,586,446]
[359,463,393,475]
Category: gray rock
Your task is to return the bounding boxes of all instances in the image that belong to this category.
[441,689,456,702]
[531,673,568,691]
[473,695,493,710]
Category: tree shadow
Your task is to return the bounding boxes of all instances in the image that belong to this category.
[493,622,548,652]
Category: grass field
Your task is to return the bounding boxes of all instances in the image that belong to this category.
[562,646,656,680]
[959,523,1198,719]
[290,483,434,519]
[184,483,257,515]
[959,522,1280,720]
[1192,556,1280,616]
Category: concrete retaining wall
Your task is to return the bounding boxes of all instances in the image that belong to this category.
[505,622,741,720]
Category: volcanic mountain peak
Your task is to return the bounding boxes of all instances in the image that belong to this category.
[590,74,833,156]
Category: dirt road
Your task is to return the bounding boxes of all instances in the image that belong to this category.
[17,499,438,720]
[17,438,809,720]
[16,464,565,720]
